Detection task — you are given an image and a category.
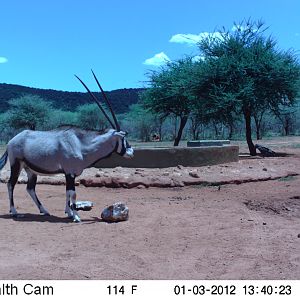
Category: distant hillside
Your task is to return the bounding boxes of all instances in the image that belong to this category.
[0,83,144,114]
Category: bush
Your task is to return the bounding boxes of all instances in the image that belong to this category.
[7,95,53,130]
[76,103,110,131]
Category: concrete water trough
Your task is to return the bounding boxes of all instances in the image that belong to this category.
[187,140,231,147]
[95,145,239,168]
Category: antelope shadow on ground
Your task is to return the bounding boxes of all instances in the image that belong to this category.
[0,213,102,224]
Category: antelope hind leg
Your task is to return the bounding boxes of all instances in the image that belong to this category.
[7,160,22,216]
[25,169,50,216]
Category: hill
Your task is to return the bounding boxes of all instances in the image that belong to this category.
[0,83,143,114]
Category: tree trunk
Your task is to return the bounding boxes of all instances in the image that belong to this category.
[228,123,233,140]
[192,126,198,140]
[256,127,261,140]
[172,116,178,140]
[190,119,199,140]
[174,116,188,146]
[244,110,256,156]
[195,128,200,140]
[254,115,261,140]
[158,115,165,141]
[214,123,219,137]
[158,124,163,141]
[284,118,290,136]
[30,124,36,130]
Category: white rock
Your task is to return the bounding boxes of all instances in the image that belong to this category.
[75,201,93,211]
[101,202,129,222]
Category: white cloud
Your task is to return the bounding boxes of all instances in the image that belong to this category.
[143,52,170,66]
[169,32,223,45]
[0,57,8,64]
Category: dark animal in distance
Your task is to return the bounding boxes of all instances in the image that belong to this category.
[255,144,276,157]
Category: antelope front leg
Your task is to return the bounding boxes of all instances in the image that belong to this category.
[65,174,81,223]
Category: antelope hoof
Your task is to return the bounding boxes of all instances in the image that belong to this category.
[41,212,50,216]
[9,207,18,216]
[73,215,81,223]
[40,207,50,216]
[65,210,74,219]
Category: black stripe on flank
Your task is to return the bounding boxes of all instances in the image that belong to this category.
[23,158,63,175]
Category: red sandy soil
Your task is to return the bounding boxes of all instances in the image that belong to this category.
[0,138,300,279]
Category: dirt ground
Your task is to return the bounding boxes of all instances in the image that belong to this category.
[0,137,300,280]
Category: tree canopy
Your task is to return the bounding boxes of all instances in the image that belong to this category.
[197,19,300,154]
[142,19,300,152]
[76,103,110,131]
[142,58,198,145]
[6,95,53,130]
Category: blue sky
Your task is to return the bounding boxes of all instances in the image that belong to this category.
[1,0,300,92]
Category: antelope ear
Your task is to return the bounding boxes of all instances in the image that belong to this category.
[113,131,126,138]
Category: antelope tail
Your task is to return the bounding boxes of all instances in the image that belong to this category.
[0,150,8,170]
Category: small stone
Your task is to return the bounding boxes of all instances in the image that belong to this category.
[162,172,170,176]
[263,168,268,171]
[95,171,105,177]
[263,222,267,225]
[177,165,184,170]
[136,184,146,189]
[298,234,300,238]
[173,171,182,177]
[101,202,129,222]
[171,179,185,187]
[189,171,200,178]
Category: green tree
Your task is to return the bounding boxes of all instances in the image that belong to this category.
[274,104,299,136]
[76,103,110,131]
[44,109,78,130]
[124,104,157,142]
[7,95,53,130]
[197,19,300,155]
[142,58,197,146]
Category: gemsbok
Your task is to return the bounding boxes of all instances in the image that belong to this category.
[0,70,134,222]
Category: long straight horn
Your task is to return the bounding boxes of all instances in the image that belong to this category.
[91,69,121,131]
[75,75,116,129]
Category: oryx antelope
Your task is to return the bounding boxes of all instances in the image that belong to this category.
[0,70,134,222]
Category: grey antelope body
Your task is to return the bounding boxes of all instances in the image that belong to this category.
[0,71,134,222]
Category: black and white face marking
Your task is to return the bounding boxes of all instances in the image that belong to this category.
[114,131,134,158]
[117,137,133,157]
